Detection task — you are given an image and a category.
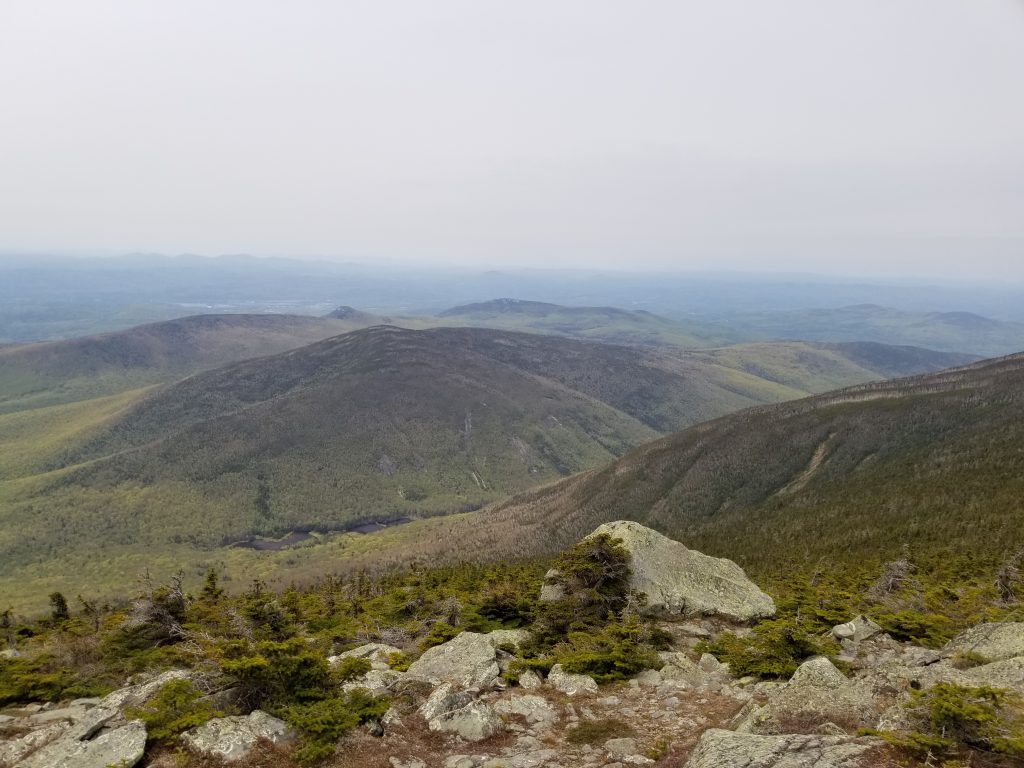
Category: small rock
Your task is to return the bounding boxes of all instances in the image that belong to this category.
[518,669,544,690]
[633,669,662,687]
[494,694,558,725]
[548,664,599,695]
[329,642,401,670]
[831,615,883,643]
[604,738,637,758]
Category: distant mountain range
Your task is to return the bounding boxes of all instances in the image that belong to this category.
[715,303,1024,357]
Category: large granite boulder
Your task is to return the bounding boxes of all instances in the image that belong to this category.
[581,521,776,622]
[685,729,880,768]
[406,632,501,688]
[943,622,1024,663]
[181,710,295,762]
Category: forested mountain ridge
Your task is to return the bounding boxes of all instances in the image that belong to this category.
[0,324,976,603]
[330,349,1024,580]
[0,313,359,413]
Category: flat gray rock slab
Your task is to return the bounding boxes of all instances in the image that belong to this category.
[685,729,879,768]
[16,720,147,768]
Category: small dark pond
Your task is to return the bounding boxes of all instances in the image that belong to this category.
[229,517,413,551]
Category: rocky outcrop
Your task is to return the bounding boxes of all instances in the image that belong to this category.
[14,720,147,768]
[406,632,501,689]
[685,729,880,768]
[584,521,776,622]
[0,671,193,768]
[546,664,598,695]
[943,622,1024,663]
[734,657,878,736]
[181,710,295,762]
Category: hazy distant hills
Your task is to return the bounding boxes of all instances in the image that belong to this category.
[376,351,1024,578]
[435,298,736,348]
[718,303,1024,357]
[0,322,975,599]
[0,314,368,413]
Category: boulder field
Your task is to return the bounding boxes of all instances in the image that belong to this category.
[2,521,1022,767]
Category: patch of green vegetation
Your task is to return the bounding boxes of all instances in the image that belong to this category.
[565,716,635,745]
[125,679,221,743]
[867,683,1024,765]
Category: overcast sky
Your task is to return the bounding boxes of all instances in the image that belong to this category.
[1,1,1023,278]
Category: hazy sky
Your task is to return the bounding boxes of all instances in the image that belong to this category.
[2,1,1023,277]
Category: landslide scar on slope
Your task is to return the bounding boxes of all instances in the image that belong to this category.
[778,432,836,495]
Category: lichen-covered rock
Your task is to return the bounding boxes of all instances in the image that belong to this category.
[685,729,880,768]
[547,663,598,695]
[181,710,295,762]
[943,622,1024,663]
[658,651,701,683]
[734,657,878,735]
[430,700,503,741]
[788,657,848,689]
[539,569,566,602]
[342,669,403,694]
[484,629,532,650]
[406,632,501,688]
[418,683,476,722]
[586,521,776,622]
[16,720,147,768]
[0,723,67,766]
[493,694,557,725]
[831,615,883,643]
[517,669,543,689]
[417,685,502,741]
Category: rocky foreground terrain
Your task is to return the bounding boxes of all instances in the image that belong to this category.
[2,522,1022,768]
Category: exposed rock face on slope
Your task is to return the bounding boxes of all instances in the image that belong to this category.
[943,622,1024,663]
[584,521,776,622]
[0,670,188,768]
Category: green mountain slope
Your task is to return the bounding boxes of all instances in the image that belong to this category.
[0,325,975,604]
[351,351,1024,580]
[0,314,361,413]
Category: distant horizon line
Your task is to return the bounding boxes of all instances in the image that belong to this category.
[0,249,1021,287]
